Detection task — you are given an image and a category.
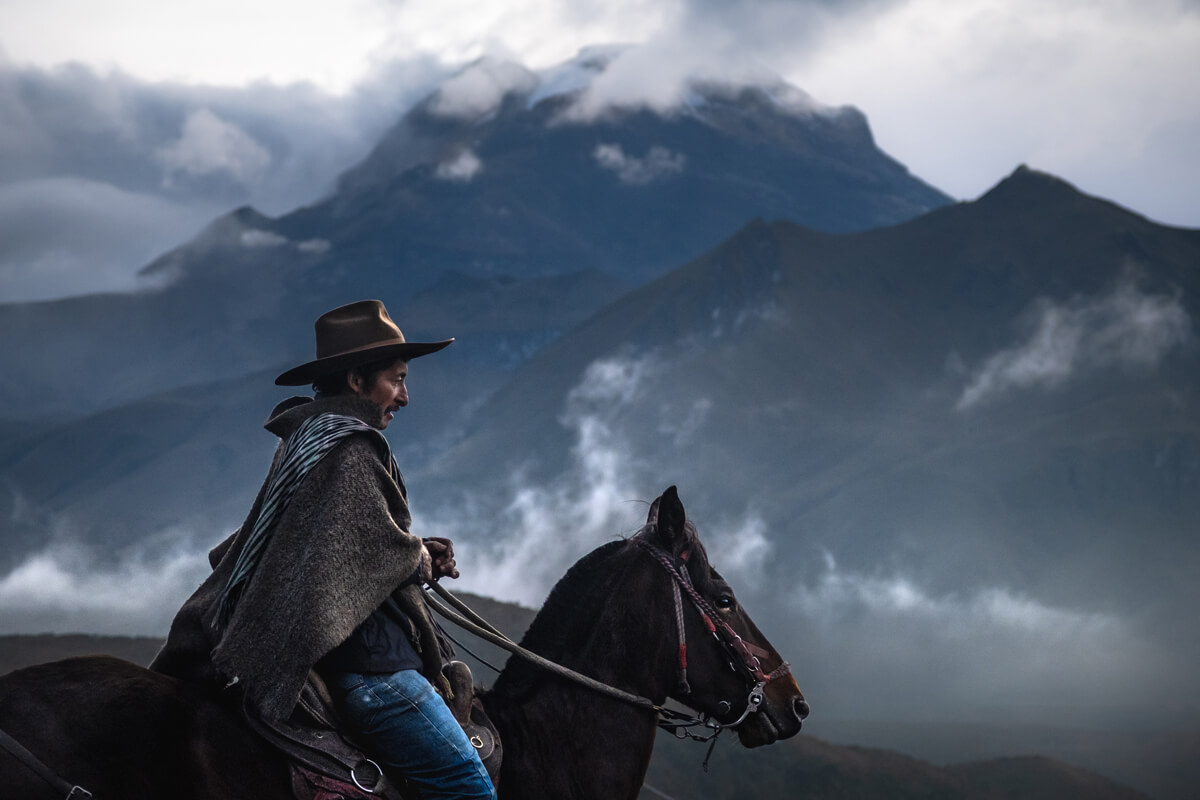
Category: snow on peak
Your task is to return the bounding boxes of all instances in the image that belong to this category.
[425,45,840,124]
[524,45,838,122]
[526,44,632,110]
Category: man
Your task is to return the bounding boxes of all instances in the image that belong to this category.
[152,299,495,799]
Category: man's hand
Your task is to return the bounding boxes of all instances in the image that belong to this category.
[422,536,460,580]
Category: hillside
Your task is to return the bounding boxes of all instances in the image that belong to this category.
[0,604,1154,800]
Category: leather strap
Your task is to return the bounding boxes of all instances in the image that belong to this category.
[0,725,93,799]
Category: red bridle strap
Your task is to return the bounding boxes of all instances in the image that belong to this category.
[635,539,790,689]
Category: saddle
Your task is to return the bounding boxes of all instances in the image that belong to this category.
[244,661,502,800]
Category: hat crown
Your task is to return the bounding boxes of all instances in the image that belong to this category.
[274,299,452,386]
[314,300,406,359]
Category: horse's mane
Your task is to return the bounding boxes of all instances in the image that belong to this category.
[488,516,718,703]
[489,537,634,701]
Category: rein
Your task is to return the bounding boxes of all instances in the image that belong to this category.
[425,537,788,745]
[0,725,93,799]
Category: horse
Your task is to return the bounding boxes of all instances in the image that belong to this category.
[0,487,808,799]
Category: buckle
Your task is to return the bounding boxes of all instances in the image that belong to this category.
[351,759,384,793]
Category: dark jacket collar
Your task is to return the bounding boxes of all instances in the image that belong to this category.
[264,394,386,438]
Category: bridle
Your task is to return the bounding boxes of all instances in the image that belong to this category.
[426,536,790,744]
[632,538,792,728]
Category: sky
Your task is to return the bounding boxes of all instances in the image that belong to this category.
[0,0,1198,302]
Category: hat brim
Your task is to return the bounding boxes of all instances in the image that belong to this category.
[274,338,454,386]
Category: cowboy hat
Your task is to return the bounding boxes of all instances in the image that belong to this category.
[275,299,453,386]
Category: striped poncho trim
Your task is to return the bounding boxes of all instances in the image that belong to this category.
[217,412,393,626]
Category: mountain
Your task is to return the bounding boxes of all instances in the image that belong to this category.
[424,166,1199,525]
[293,48,948,288]
[0,48,955,562]
[411,165,1200,732]
[0,48,949,425]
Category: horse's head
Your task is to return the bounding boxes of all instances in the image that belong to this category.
[634,486,809,748]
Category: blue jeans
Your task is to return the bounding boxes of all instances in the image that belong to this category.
[328,669,496,800]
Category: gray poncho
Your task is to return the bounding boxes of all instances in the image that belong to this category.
[151,394,439,722]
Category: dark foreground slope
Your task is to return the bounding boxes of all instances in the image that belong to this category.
[1,610,1153,800]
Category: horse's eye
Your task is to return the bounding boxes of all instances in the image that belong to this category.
[715,595,735,610]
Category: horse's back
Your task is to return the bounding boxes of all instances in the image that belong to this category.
[0,655,290,800]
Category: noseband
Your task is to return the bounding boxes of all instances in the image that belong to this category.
[633,539,791,727]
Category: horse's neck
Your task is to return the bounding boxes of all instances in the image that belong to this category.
[485,683,661,800]
[485,606,676,798]
[483,542,682,799]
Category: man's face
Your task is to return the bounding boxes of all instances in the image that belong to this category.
[354,360,408,429]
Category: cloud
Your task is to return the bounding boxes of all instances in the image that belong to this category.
[435,149,483,182]
[792,0,1200,225]
[427,57,538,119]
[795,552,1114,637]
[156,108,272,187]
[5,0,1200,228]
[0,57,445,300]
[297,237,332,254]
[0,177,215,302]
[239,228,288,247]
[238,229,336,253]
[444,355,653,606]
[0,0,401,92]
[0,536,210,636]
[593,143,685,185]
[543,2,883,122]
[416,349,1189,724]
[4,1,1198,305]
[432,353,768,609]
[791,551,1175,721]
[957,277,1191,409]
[656,397,712,446]
[704,513,772,576]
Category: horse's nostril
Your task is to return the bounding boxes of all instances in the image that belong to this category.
[794,697,811,722]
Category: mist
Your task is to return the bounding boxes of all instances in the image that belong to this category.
[0,339,1191,728]
[957,274,1192,409]
[419,353,1189,726]
[0,532,210,636]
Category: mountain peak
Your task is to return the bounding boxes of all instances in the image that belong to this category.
[414,44,854,125]
[974,164,1090,212]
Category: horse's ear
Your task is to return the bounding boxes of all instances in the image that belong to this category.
[652,485,688,554]
[646,495,661,528]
